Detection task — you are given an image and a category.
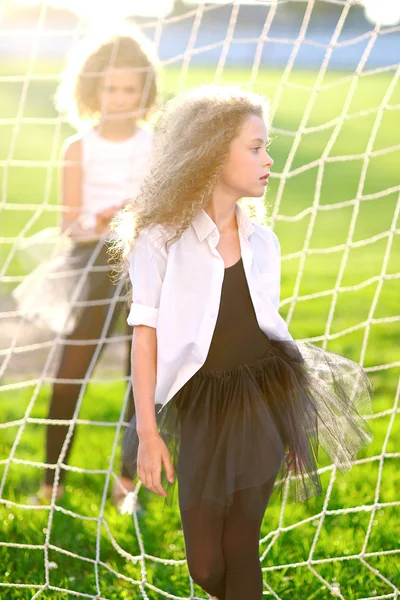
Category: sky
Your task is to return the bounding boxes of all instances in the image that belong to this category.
[9,0,400,26]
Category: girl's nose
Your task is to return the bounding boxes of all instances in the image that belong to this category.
[115,91,126,105]
[265,151,274,168]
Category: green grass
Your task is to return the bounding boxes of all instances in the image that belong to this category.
[0,62,399,598]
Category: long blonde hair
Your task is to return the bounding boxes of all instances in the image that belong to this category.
[111,85,269,277]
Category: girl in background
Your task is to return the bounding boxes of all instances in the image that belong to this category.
[114,86,373,600]
[16,27,158,506]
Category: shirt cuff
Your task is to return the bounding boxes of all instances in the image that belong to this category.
[127,302,158,328]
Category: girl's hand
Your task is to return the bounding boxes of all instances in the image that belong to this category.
[137,433,175,497]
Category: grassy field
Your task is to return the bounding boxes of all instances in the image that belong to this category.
[0,63,399,599]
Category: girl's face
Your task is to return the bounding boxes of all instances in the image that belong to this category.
[219,114,273,199]
[98,67,144,120]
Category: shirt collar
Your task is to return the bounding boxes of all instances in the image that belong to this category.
[192,203,255,243]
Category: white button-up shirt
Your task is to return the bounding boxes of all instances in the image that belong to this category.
[127,204,293,410]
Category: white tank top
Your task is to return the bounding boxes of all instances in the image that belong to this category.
[80,126,152,223]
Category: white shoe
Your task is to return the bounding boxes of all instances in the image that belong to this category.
[112,477,143,513]
[28,483,64,505]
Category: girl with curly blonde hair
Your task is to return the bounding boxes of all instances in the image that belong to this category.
[17,26,159,508]
[116,85,373,600]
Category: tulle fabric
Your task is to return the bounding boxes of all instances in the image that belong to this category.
[12,239,108,335]
[123,339,373,519]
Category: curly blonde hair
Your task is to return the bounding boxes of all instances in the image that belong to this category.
[111,85,269,278]
[56,24,159,128]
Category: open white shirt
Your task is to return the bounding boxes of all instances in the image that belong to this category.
[127,204,293,410]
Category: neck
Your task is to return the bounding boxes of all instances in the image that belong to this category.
[95,119,137,141]
[205,183,241,233]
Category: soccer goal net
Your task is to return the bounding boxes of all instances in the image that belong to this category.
[0,0,399,598]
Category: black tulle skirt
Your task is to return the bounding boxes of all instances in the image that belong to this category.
[12,238,109,335]
[123,340,373,520]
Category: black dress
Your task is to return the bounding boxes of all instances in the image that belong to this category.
[123,258,373,519]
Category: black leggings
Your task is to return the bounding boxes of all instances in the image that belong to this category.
[45,246,134,486]
[180,476,276,600]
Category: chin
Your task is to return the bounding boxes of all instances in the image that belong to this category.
[238,188,263,199]
[103,112,134,120]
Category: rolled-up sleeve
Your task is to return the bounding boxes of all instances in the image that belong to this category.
[127,228,168,328]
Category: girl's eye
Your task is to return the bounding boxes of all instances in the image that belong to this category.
[252,147,261,153]
[103,86,138,94]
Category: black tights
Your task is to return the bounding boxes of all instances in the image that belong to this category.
[180,477,276,600]
[45,247,134,486]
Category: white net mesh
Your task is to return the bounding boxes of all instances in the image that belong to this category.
[1,0,399,598]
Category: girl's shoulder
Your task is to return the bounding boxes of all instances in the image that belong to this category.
[61,132,83,160]
[134,224,170,258]
[134,125,153,147]
[76,125,153,147]
[135,124,153,138]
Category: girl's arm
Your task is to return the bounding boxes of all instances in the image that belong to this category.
[127,228,173,497]
[61,137,103,240]
[132,325,158,438]
[61,138,82,234]
[133,325,175,497]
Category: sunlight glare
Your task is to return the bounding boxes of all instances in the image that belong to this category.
[13,0,174,18]
[362,0,400,25]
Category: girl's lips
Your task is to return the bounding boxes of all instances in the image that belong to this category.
[259,174,270,183]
